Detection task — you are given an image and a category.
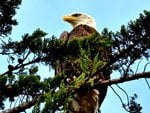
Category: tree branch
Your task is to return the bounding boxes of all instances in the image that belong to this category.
[1,99,37,113]
[1,57,41,76]
[101,71,150,86]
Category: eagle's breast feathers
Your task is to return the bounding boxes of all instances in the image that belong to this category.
[60,24,98,41]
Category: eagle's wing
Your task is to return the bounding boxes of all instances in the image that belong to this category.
[59,31,69,41]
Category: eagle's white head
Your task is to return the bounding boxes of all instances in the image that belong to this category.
[63,12,96,29]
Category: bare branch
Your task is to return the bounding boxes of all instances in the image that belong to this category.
[101,71,150,86]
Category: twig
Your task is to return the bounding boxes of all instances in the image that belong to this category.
[116,84,130,106]
[110,86,129,112]
[143,62,150,92]
[135,59,143,74]
[144,78,150,92]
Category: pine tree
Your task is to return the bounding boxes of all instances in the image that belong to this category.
[0,0,21,37]
[0,1,150,113]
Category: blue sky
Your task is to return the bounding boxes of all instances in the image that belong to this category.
[3,0,150,113]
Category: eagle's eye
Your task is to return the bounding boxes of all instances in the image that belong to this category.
[72,13,81,17]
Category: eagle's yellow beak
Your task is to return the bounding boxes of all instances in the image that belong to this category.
[63,15,78,22]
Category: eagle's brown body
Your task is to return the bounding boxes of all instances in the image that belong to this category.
[60,24,97,41]
[57,24,110,113]
[56,12,111,113]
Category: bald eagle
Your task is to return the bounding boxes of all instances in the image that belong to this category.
[57,13,110,113]
[60,12,98,41]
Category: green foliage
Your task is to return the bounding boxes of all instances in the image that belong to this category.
[29,66,39,75]
[79,47,91,74]
[128,95,142,113]
[0,76,7,109]
[34,41,109,112]
[41,77,70,113]
[27,28,47,53]
[78,47,106,86]
[73,72,86,88]
[0,0,22,37]
[123,94,142,113]
[102,10,150,76]
[66,33,112,58]
[32,103,41,113]
[0,76,7,86]
[1,7,150,113]
[92,53,105,74]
